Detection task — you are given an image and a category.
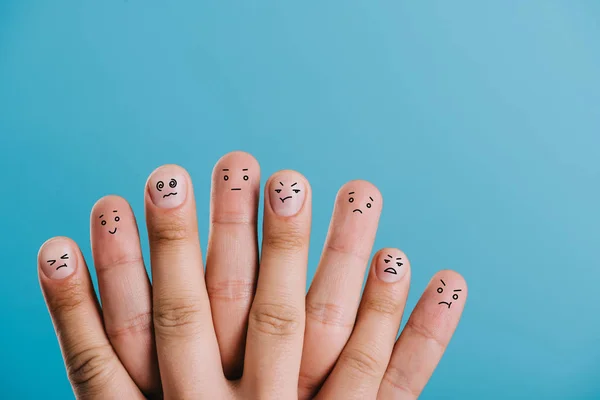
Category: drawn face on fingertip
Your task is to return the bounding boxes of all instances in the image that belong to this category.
[347,191,375,215]
[40,241,76,280]
[155,178,179,198]
[274,180,301,203]
[98,210,120,235]
[221,168,252,191]
[382,253,404,275]
[436,279,462,309]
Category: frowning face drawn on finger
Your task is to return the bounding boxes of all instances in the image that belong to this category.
[99,210,120,235]
[348,192,375,215]
[437,279,462,309]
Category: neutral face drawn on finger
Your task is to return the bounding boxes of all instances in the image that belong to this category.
[99,209,120,234]
[437,279,462,309]
[348,191,374,215]
[221,168,251,191]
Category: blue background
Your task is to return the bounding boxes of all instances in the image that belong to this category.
[1,1,599,398]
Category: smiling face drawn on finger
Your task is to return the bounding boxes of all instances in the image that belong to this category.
[156,178,178,198]
[99,210,120,235]
[221,168,251,191]
[383,253,404,275]
[437,279,462,309]
[348,191,374,215]
[47,253,69,271]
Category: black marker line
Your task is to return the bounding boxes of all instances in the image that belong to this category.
[99,214,104,218]
[349,191,355,195]
[440,279,446,286]
[242,168,248,171]
[369,196,374,201]
[291,182,298,187]
[231,188,242,191]
[454,289,462,292]
[222,168,229,171]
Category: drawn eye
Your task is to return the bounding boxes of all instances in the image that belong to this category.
[349,197,354,203]
[275,189,282,193]
[101,220,106,225]
[47,260,56,266]
[384,259,390,263]
[224,175,229,181]
[156,181,164,191]
[169,179,177,188]
[243,175,249,181]
[115,216,120,222]
[453,294,458,300]
[293,189,300,193]
[61,254,69,260]
[366,203,372,208]
[396,262,403,267]
[437,287,443,294]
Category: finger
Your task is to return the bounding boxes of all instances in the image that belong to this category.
[205,151,260,379]
[299,180,382,398]
[38,237,144,399]
[145,165,226,398]
[90,195,160,397]
[317,249,411,400]
[378,270,468,399]
[242,170,311,398]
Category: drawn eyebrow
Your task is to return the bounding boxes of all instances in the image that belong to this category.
[454,289,462,292]
[242,168,248,171]
[280,182,284,186]
[440,279,446,286]
[291,182,298,187]
[387,254,393,258]
[349,192,355,195]
[396,257,402,260]
[99,214,104,218]
[222,168,229,171]
[369,197,374,201]
[113,210,118,212]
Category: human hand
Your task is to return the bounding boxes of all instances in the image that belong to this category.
[38,151,466,399]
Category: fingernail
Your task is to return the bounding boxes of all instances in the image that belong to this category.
[375,251,407,283]
[148,166,187,208]
[39,239,77,280]
[269,172,306,217]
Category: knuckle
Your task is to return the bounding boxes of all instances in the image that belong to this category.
[206,279,255,303]
[66,344,117,395]
[406,318,446,349]
[339,346,382,379]
[47,281,86,316]
[153,297,204,337]
[362,295,400,318]
[305,301,350,328]
[149,220,191,245]
[106,310,153,339]
[383,366,421,397]
[250,302,302,337]
[264,223,306,253]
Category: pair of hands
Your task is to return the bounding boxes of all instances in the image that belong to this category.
[38,151,467,399]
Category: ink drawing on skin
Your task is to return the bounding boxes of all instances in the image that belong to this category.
[348,191,374,214]
[99,210,120,235]
[47,253,69,271]
[275,181,301,203]
[156,178,178,197]
[437,279,462,309]
[222,168,250,191]
[383,254,403,275]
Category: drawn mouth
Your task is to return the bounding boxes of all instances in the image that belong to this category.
[353,209,363,214]
[280,196,292,203]
[438,301,452,308]
[56,264,67,270]
[231,188,242,191]
[109,228,118,235]
[383,267,397,275]
[163,192,177,198]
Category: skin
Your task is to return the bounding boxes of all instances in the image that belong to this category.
[37,151,467,399]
